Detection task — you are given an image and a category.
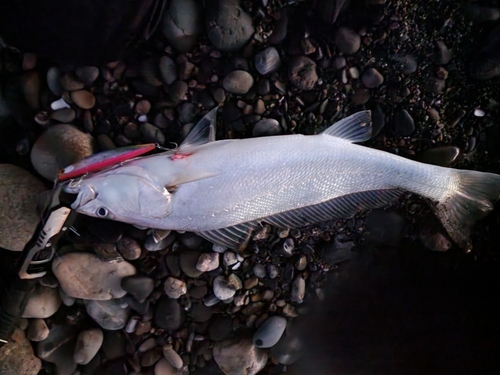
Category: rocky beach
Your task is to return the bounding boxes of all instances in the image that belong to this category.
[1,0,500,374]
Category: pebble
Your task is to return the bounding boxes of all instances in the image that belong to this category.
[22,285,62,318]
[0,164,45,250]
[168,80,188,103]
[180,232,203,249]
[145,231,175,251]
[27,319,50,342]
[50,97,71,110]
[417,146,460,167]
[140,122,166,145]
[428,77,445,94]
[394,109,415,136]
[47,67,63,96]
[60,73,84,91]
[163,345,183,369]
[85,299,131,330]
[36,324,78,374]
[135,99,151,115]
[213,337,268,375]
[116,237,142,260]
[267,264,279,279]
[223,70,254,94]
[206,0,255,52]
[180,250,204,277]
[253,264,267,278]
[52,252,136,300]
[59,288,76,306]
[71,90,96,109]
[213,87,226,103]
[0,328,42,375]
[361,68,384,88]
[154,296,186,331]
[295,255,307,271]
[291,274,305,303]
[335,27,361,55]
[254,47,281,75]
[213,274,242,300]
[30,124,94,180]
[394,54,417,75]
[50,107,76,123]
[190,302,214,322]
[196,252,220,272]
[73,329,103,365]
[138,337,157,352]
[252,118,282,137]
[155,358,179,375]
[159,56,178,85]
[162,0,201,52]
[253,316,287,348]
[121,275,155,302]
[288,56,318,91]
[75,66,99,85]
[164,277,187,299]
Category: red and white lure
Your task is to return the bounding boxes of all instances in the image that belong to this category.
[57,143,157,181]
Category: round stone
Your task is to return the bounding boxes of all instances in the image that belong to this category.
[254,47,281,75]
[73,328,103,365]
[0,164,45,250]
[162,0,201,52]
[52,252,136,300]
[214,337,268,375]
[30,124,95,180]
[223,70,254,94]
[196,252,220,272]
[163,345,183,369]
[288,56,318,91]
[164,277,187,299]
[252,118,282,137]
[335,27,361,55]
[75,66,99,85]
[70,90,96,109]
[361,68,384,88]
[22,285,62,319]
[154,296,185,331]
[27,319,50,342]
[85,300,131,330]
[0,329,42,375]
[121,275,155,303]
[253,316,287,348]
[394,109,415,136]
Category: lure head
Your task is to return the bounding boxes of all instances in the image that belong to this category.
[64,166,172,228]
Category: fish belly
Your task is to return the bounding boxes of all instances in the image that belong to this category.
[161,134,451,231]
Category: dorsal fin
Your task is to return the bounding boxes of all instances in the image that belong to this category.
[178,106,218,151]
[321,111,372,143]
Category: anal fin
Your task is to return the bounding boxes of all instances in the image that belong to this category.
[196,221,258,251]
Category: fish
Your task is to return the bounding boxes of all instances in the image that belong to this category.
[63,108,500,251]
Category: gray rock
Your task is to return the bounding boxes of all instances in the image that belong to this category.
[162,0,201,52]
[141,347,163,367]
[362,68,384,88]
[180,232,203,249]
[30,124,95,180]
[27,318,50,342]
[140,122,166,145]
[213,337,268,375]
[213,274,242,300]
[180,249,204,277]
[85,299,131,330]
[253,264,266,279]
[47,66,63,96]
[60,73,84,91]
[223,70,254,94]
[50,108,76,123]
[252,118,282,137]
[288,56,318,91]
[164,277,187,299]
[37,324,78,375]
[0,165,46,251]
[145,230,176,251]
[179,102,200,124]
[253,316,287,348]
[196,252,220,272]
[75,66,99,85]
[254,47,281,75]
[121,275,155,303]
[267,264,279,279]
[159,56,178,85]
[394,54,417,75]
[163,345,184,369]
[138,337,157,352]
[169,80,188,103]
[417,145,460,167]
[154,296,186,331]
[291,274,305,303]
[335,27,360,55]
[206,0,254,51]
[74,328,103,365]
[0,328,42,375]
[394,109,415,136]
[22,285,61,318]
[52,252,136,300]
[116,237,142,260]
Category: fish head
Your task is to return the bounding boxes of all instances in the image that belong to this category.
[63,170,172,227]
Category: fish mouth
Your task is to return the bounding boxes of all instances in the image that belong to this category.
[68,185,97,210]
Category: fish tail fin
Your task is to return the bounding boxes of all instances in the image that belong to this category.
[435,170,500,252]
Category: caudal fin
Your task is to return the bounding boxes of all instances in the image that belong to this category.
[435,170,500,252]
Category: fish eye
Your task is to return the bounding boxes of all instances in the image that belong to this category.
[96,207,109,218]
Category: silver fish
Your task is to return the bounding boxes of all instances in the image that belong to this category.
[64,109,500,251]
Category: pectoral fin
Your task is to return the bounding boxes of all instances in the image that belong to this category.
[178,106,218,151]
[321,111,372,143]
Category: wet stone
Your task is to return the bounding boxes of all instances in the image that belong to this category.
[85,299,131,330]
[121,275,155,303]
[335,27,361,55]
[52,252,136,300]
[394,109,415,136]
[254,47,281,75]
[27,318,50,342]
[206,0,255,52]
[288,56,318,91]
[253,264,266,278]
[417,145,460,167]
[73,328,103,365]
[141,348,163,367]
[223,70,254,94]
[180,249,204,277]
[253,316,287,348]
[163,345,183,369]
[22,285,62,318]
[37,324,78,375]
[213,337,268,375]
[196,252,220,272]
[252,118,282,137]
[162,0,201,52]
[209,315,233,341]
[362,68,384,88]
[71,90,96,109]
[164,277,187,299]
[60,73,84,91]
[180,232,203,249]
[117,237,142,260]
[75,66,99,85]
[154,296,186,331]
[213,274,242,300]
[291,275,305,304]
